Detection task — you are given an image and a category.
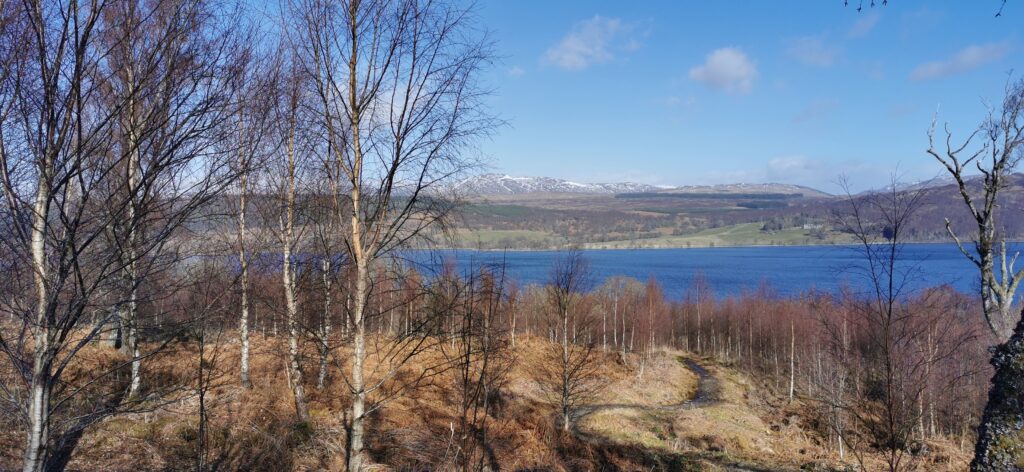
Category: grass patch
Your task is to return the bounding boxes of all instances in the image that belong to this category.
[453,228,561,247]
[584,222,857,249]
[465,204,534,218]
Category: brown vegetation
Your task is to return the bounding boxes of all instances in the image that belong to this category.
[0,257,992,470]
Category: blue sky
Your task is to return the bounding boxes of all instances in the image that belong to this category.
[475,1,1022,193]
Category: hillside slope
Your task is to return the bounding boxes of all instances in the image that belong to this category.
[450,174,1024,250]
[0,334,970,471]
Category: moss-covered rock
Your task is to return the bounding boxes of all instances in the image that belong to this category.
[972,311,1024,471]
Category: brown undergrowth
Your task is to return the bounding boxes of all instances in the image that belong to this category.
[0,334,973,471]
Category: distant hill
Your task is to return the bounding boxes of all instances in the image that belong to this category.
[453,173,831,198]
[658,182,832,198]
[448,173,1024,250]
[452,173,664,195]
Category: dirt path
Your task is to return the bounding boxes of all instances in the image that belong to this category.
[571,357,774,472]
[571,358,720,423]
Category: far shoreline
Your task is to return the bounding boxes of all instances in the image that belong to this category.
[423,239,1008,253]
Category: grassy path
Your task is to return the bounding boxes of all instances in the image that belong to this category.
[570,357,782,472]
[571,358,720,424]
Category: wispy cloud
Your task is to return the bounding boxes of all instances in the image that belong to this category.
[544,16,641,70]
[663,95,696,109]
[689,47,758,95]
[793,99,840,123]
[698,155,827,188]
[863,61,885,80]
[848,11,880,38]
[699,155,918,194]
[786,36,840,67]
[508,66,525,78]
[900,7,944,38]
[909,42,1011,81]
[887,103,922,118]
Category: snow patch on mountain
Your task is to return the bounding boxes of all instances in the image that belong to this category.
[453,174,831,197]
[453,174,663,195]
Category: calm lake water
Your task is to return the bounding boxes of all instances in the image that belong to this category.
[406,243,998,300]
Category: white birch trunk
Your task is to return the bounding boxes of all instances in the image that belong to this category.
[283,125,308,421]
[23,152,53,472]
[238,141,252,389]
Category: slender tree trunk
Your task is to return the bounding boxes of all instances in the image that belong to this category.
[696,300,702,354]
[347,22,371,463]
[283,127,308,422]
[238,157,252,389]
[344,290,352,338]
[319,259,332,389]
[122,64,143,399]
[837,407,845,460]
[789,318,795,402]
[23,359,51,472]
[561,305,570,432]
[629,319,635,352]
[388,289,395,336]
[23,156,52,472]
[510,299,516,349]
[748,317,753,366]
[774,338,780,389]
[612,292,618,349]
[349,254,369,471]
[405,296,412,337]
[621,300,627,358]
[602,304,607,352]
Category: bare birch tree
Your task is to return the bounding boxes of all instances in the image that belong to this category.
[536,250,601,433]
[929,78,1024,471]
[262,63,312,421]
[0,1,243,469]
[927,78,1024,341]
[285,0,495,468]
[229,43,276,390]
[439,265,514,471]
[834,177,973,472]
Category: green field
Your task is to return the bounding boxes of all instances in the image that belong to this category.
[453,229,563,249]
[448,223,856,250]
[581,223,855,249]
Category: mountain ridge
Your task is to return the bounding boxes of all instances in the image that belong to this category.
[455,173,833,197]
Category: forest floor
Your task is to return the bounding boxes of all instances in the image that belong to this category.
[0,334,972,471]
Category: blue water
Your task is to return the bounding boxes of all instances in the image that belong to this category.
[404,243,994,300]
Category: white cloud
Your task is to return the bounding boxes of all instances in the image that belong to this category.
[786,37,840,67]
[544,16,630,70]
[848,11,880,38]
[909,42,1011,81]
[508,66,525,78]
[689,47,758,95]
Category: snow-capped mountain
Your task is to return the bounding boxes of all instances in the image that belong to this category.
[453,173,831,197]
[453,174,664,195]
